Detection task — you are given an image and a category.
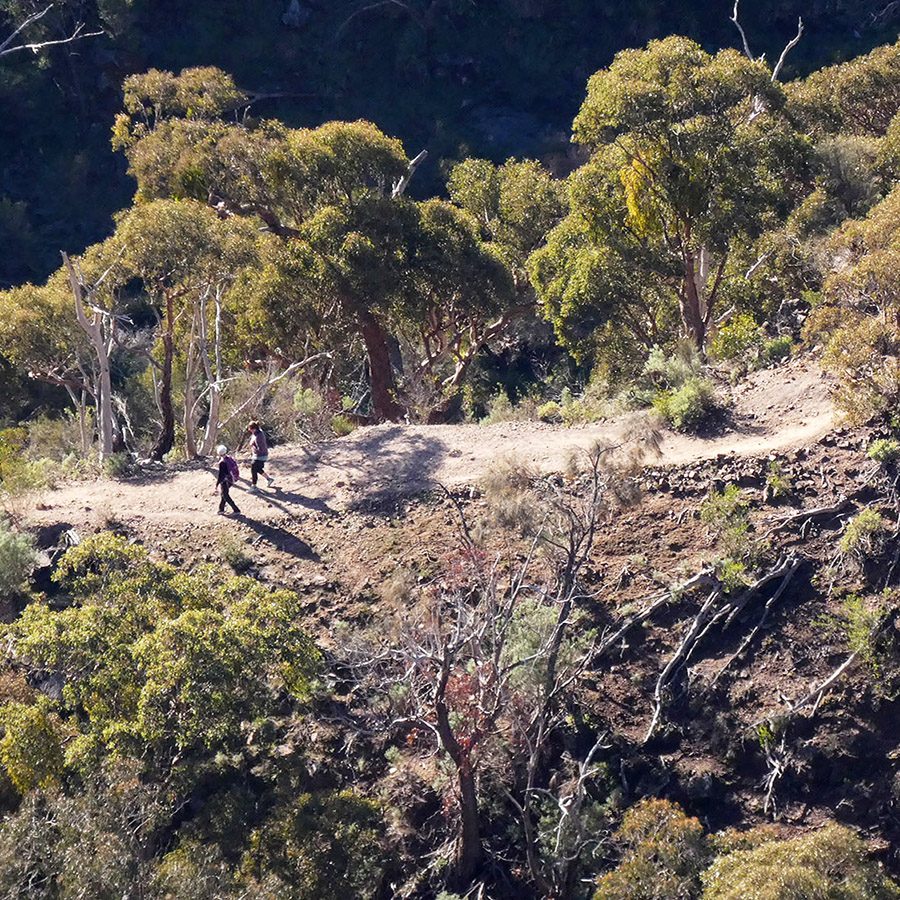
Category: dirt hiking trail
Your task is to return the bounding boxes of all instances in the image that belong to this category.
[31,359,835,529]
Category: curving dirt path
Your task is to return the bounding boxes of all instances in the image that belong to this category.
[29,358,836,529]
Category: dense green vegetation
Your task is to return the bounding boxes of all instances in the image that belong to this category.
[1,2,900,897]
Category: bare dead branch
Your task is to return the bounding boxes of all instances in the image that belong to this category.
[0,4,104,58]
[730,0,755,61]
[392,149,428,199]
[771,17,804,82]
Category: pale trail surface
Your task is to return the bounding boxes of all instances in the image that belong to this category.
[32,358,835,528]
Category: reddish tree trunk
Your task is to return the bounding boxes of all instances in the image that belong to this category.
[357,307,404,422]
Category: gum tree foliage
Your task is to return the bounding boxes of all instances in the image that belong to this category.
[701,823,900,899]
[786,38,900,138]
[593,799,710,900]
[1,533,320,775]
[529,36,806,359]
[103,199,260,459]
[0,199,260,459]
[804,184,900,422]
[113,67,515,421]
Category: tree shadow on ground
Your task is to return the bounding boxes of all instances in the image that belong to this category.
[235,516,320,562]
[271,427,449,516]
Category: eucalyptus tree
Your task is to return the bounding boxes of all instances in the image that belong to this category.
[529,36,807,357]
[113,67,516,421]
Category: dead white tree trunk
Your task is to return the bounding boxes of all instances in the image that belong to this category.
[62,252,116,463]
[183,303,202,459]
[198,284,226,457]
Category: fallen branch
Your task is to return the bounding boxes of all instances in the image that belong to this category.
[593,568,717,661]
[644,587,724,743]
[767,497,852,534]
[751,604,898,729]
[645,555,803,741]
[712,555,802,684]
[761,731,790,816]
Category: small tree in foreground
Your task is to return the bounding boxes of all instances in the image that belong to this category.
[594,799,710,900]
[349,434,655,891]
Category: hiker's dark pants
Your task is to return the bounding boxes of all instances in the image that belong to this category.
[250,459,266,485]
[219,482,240,514]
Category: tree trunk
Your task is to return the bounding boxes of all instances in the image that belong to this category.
[454,760,483,887]
[434,662,483,887]
[198,286,225,457]
[183,307,200,459]
[357,306,404,421]
[62,252,116,463]
[680,248,706,350]
[150,293,176,461]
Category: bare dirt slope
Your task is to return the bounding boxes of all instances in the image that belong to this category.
[31,358,834,530]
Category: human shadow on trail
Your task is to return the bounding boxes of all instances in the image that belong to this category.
[241,486,337,517]
[236,516,320,562]
[274,427,448,516]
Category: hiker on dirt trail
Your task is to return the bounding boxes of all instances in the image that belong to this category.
[246,420,275,492]
[214,445,242,517]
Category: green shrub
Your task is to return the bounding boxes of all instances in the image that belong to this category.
[103,452,133,480]
[0,520,36,598]
[761,335,793,364]
[868,438,900,465]
[537,400,563,423]
[701,484,761,576]
[23,415,87,462]
[653,377,717,431]
[716,557,749,593]
[241,791,387,900]
[480,390,518,424]
[701,823,900,899]
[330,414,356,437]
[765,461,793,501]
[839,508,888,561]
[594,798,710,900]
[293,387,324,416]
[710,314,762,362]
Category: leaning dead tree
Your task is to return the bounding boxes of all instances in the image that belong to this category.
[0,3,103,59]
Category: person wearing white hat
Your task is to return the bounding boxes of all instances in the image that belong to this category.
[214,445,242,516]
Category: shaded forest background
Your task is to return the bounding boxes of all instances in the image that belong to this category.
[2,0,898,289]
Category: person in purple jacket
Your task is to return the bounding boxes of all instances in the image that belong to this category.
[214,445,242,516]
[246,420,276,492]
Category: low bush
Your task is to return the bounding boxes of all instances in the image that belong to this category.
[764,461,793,501]
[839,508,888,563]
[701,485,762,583]
[868,438,900,465]
[0,519,37,598]
[103,452,133,480]
[652,376,717,431]
[701,823,900,899]
[594,798,710,900]
[330,414,356,437]
[710,314,762,363]
[761,335,793,364]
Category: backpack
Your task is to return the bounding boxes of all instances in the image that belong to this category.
[224,455,240,485]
